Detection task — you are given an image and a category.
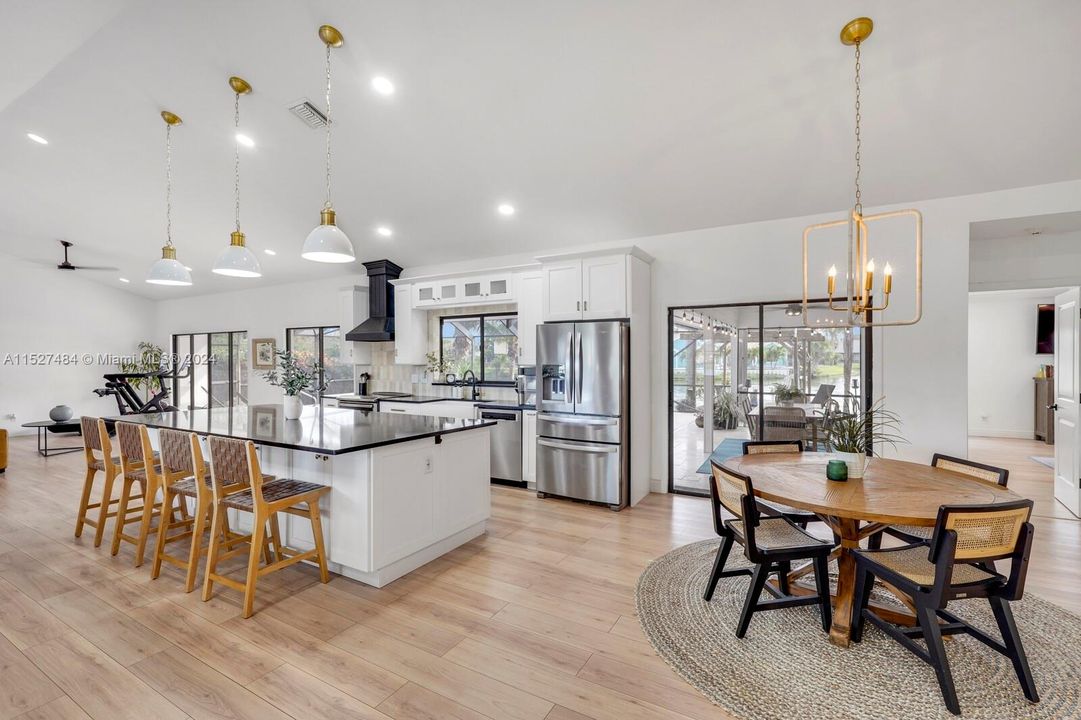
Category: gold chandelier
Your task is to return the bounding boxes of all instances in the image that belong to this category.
[802,17,922,328]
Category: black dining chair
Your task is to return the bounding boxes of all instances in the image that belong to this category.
[741,441,819,529]
[851,498,1037,715]
[703,460,833,639]
[868,453,1010,549]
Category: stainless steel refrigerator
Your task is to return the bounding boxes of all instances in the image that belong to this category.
[536,320,629,509]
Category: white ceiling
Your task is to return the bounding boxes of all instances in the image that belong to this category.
[970,210,1081,242]
[3,0,1080,298]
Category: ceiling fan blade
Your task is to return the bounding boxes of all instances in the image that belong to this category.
[71,265,121,271]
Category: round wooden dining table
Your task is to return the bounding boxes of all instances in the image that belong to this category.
[723,452,1022,647]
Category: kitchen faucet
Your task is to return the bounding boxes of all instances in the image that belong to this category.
[461,369,480,400]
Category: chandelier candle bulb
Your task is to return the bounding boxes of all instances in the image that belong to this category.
[827,265,837,296]
[883,263,893,294]
[864,259,875,292]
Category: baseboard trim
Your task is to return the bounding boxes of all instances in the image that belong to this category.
[970,430,1038,440]
[650,477,668,494]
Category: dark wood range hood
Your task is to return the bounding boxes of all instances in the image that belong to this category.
[346,259,403,342]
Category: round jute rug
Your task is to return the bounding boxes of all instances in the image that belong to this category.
[636,540,1081,719]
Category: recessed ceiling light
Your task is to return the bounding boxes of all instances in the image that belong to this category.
[375,226,393,238]
[371,76,395,96]
[235,133,255,148]
[264,248,277,256]
[118,277,130,283]
[27,133,48,145]
[497,203,516,217]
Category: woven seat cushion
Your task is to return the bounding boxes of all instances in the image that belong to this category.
[170,472,275,498]
[757,498,817,519]
[855,545,998,586]
[886,523,933,540]
[221,479,327,510]
[724,517,829,551]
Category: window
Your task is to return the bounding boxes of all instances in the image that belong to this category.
[171,331,247,410]
[440,313,518,383]
[286,326,353,396]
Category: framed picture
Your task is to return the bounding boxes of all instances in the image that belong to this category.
[252,338,276,369]
[253,407,277,438]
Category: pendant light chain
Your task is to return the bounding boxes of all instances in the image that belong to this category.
[324,42,333,210]
[165,122,174,247]
[853,41,863,216]
[234,91,242,232]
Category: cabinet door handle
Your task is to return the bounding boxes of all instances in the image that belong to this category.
[583,300,588,311]
[577,301,581,311]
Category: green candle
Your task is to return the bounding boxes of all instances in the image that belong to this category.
[827,459,848,481]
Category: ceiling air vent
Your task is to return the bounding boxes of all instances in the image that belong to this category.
[287,99,329,129]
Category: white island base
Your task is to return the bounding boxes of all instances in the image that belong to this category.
[227,429,490,587]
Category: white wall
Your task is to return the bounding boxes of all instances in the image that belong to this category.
[402,179,1081,487]
[0,252,155,435]
[971,230,1081,291]
[968,290,1057,438]
[152,275,368,405]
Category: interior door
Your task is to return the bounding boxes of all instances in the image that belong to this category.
[1054,287,1080,516]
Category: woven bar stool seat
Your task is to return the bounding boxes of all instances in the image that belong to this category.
[221,479,327,511]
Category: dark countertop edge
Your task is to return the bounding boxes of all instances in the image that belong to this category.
[109,416,496,456]
[475,403,536,411]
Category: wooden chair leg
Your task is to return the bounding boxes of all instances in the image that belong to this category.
[94,467,118,548]
[151,486,174,579]
[813,555,832,634]
[989,596,1039,703]
[703,535,734,601]
[850,567,875,643]
[308,501,330,584]
[202,504,225,602]
[242,516,266,618]
[777,561,791,595]
[184,498,208,593]
[917,603,961,715]
[110,477,134,556]
[75,466,96,538]
[133,477,157,567]
[268,514,283,564]
[735,562,770,639]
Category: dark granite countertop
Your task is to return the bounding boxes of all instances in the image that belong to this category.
[114,405,495,456]
[375,395,447,404]
[474,402,536,411]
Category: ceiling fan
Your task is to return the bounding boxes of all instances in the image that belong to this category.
[54,240,118,272]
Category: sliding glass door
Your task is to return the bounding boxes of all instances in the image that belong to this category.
[172,331,247,410]
[668,301,866,495]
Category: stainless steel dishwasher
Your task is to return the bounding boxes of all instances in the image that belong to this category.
[476,406,523,486]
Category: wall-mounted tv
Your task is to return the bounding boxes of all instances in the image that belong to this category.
[1037,304,1055,354]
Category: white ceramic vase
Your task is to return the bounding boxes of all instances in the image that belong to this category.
[283,394,303,420]
[838,451,867,479]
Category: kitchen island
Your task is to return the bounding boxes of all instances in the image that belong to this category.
[116,405,494,587]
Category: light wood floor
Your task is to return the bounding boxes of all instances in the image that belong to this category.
[0,434,1077,720]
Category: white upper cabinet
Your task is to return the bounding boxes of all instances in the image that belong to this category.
[542,260,585,322]
[393,284,428,365]
[581,255,627,319]
[541,254,627,321]
[413,272,514,309]
[516,271,543,366]
[339,286,372,364]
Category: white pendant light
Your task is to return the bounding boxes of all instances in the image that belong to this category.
[213,76,262,278]
[302,25,355,264]
[147,111,193,286]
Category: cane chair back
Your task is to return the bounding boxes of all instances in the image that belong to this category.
[932,501,1032,563]
[743,440,803,455]
[710,462,751,519]
[931,453,1009,488]
[761,406,807,443]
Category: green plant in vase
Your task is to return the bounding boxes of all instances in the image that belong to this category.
[826,399,905,478]
[425,351,450,382]
[263,350,326,420]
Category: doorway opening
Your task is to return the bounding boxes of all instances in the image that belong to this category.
[668,299,867,495]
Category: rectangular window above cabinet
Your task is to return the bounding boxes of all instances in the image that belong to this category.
[439,312,518,383]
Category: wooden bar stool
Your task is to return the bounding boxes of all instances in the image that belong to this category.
[202,436,330,617]
[151,429,274,592]
[110,421,170,566]
[74,417,123,547]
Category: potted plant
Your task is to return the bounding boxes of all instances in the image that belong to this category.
[425,351,449,383]
[772,383,804,406]
[826,399,905,478]
[695,390,739,430]
[118,341,165,402]
[263,350,326,420]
